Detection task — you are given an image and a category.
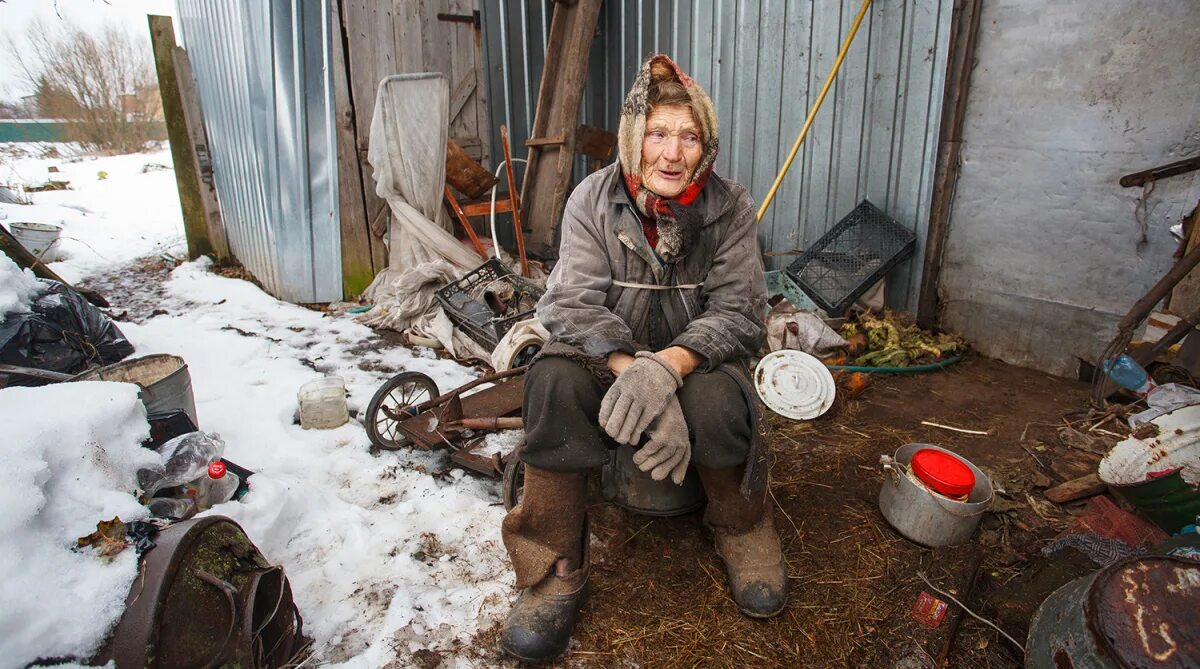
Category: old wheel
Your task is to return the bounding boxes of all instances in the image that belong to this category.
[366,372,439,451]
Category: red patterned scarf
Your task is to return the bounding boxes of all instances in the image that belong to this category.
[617,55,719,260]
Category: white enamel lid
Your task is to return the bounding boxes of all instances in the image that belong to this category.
[754,350,836,420]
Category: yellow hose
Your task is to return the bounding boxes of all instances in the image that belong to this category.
[756,0,874,223]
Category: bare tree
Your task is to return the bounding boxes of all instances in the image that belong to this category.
[6,18,163,153]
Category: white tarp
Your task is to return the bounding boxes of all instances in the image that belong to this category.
[364,73,481,279]
[359,73,491,358]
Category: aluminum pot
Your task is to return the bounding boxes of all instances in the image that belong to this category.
[879,443,992,547]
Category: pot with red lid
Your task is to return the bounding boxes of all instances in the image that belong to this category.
[879,443,993,547]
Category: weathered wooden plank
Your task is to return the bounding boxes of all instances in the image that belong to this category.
[0,225,108,307]
[1169,205,1200,316]
[343,0,396,272]
[331,0,375,298]
[1045,473,1106,504]
[149,14,213,260]
[919,0,982,328]
[519,0,603,254]
[172,46,230,263]
[446,138,498,199]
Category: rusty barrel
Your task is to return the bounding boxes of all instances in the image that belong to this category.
[1026,556,1200,669]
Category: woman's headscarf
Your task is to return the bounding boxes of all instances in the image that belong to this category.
[617,54,720,260]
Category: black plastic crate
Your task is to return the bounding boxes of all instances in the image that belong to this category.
[785,200,916,315]
[435,258,545,349]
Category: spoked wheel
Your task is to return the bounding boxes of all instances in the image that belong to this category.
[501,441,525,510]
[366,372,439,451]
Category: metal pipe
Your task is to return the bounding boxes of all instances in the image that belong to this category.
[756,0,873,223]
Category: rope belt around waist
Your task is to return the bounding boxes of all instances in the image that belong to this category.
[611,280,703,290]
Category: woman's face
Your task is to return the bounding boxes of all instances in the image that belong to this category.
[640,104,702,198]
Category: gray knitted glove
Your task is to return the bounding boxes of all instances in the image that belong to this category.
[598,350,683,445]
[633,396,691,485]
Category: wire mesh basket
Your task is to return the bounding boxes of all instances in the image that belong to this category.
[435,258,545,350]
[785,200,916,315]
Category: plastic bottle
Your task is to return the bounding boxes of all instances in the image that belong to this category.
[148,496,197,520]
[136,432,226,499]
[1103,354,1157,396]
[194,461,240,510]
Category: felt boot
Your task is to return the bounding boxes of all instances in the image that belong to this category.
[698,465,787,618]
[499,466,589,662]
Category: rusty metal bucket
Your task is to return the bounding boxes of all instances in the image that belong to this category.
[1025,556,1200,669]
[73,354,199,427]
[601,444,706,517]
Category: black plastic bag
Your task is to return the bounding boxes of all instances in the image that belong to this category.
[0,279,134,384]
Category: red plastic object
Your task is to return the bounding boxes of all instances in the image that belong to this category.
[1068,495,1169,548]
[208,461,227,479]
[910,448,975,498]
[910,591,948,629]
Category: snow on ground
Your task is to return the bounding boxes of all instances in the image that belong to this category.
[1,145,518,667]
[0,143,184,283]
[0,253,40,316]
[0,382,158,665]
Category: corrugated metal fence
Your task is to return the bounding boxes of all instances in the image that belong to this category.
[176,0,341,303]
[482,0,953,309]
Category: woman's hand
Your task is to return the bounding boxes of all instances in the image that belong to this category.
[632,395,691,485]
[598,351,682,445]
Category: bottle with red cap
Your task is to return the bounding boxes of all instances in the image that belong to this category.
[192,461,241,511]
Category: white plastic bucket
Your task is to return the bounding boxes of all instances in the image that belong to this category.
[10,221,62,260]
[879,443,993,547]
[298,376,349,429]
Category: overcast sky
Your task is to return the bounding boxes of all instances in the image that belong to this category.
[0,0,176,101]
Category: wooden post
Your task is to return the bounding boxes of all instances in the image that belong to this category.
[172,47,229,262]
[917,0,982,329]
[148,15,213,261]
[519,0,603,255]
[331,0,376,298]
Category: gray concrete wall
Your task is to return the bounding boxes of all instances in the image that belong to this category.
[940,1,1200,377]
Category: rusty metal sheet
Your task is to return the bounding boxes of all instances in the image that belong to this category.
[1088,557,1200,668]
[459,376,524,418]
[450,449,504,478]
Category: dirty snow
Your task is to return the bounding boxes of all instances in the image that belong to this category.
[0,381,158,665]
[0,144,184,283]
[0,145,516,666]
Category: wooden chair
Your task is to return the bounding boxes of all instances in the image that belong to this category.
[444,125,528,276]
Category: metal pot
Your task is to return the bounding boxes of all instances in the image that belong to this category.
[601,444,706,517]
[879,443,992,547]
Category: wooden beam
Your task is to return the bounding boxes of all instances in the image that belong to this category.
[917,0,982,329]
[342,0,394,274]
[0,224,108,307]
[519,0,603,255]
[171,47,229,262]
[332,0,376,298]
[1045,473,1106,504]
[148,15,213,260]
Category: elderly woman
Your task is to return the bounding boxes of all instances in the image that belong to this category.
[500,55,785,662]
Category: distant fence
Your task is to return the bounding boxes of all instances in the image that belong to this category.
[0,118,167,143]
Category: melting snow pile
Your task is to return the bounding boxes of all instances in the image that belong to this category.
[0,254,41,317]
[0,382,157,666]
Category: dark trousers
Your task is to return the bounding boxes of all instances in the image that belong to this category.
[520,356,753,472]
